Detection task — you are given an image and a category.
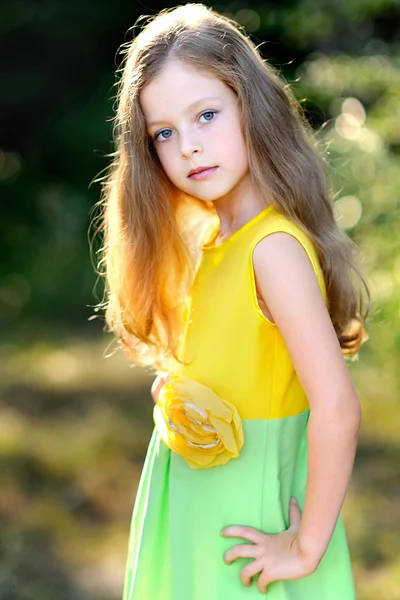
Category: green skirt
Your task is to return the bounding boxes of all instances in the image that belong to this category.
[122,412,356,599]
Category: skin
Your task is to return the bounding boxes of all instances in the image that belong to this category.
[221,498,313,593]
[140,58,269,242]
[141,59,362,593]
[150,372,168,403]
[220,232,362,592]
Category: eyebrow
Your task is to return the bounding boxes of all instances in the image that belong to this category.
[147,96,221,128]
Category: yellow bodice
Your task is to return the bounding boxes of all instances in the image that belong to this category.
[173,205,327,420]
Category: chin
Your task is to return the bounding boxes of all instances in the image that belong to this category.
[186,185,235,204]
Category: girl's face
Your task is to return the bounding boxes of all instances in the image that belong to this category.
[140,59,250,203]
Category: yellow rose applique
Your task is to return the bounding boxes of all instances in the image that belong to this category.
[153,374,244,469]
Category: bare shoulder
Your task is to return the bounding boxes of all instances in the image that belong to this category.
[252,231,317,281]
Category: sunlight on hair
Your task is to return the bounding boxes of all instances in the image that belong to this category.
[94,3,371,366]
[334,195,362,229]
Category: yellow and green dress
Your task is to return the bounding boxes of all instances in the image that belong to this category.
[122,204,356,600]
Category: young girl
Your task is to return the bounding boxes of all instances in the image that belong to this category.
[95,4,370,598]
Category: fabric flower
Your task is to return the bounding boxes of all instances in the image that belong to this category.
[153,374,244,469]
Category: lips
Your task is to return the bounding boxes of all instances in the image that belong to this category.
[188,166,218,180]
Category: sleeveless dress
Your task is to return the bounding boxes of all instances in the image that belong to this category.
[122,204,356,600]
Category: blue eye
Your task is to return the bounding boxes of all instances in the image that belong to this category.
[199,110,217,123]
[154,129,173,142]
[154,110,218,142]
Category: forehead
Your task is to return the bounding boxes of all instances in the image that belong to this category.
[140,60,229,124]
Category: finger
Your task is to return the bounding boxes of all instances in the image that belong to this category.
[224,544,259,564]
[221,525,267,545]
[288,497,302,530]
[240,558,264,586]
[151,373,168,403]
[150,378,161,403]
[257,572,270,594]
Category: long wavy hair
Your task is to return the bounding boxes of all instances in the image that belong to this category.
[91,3,370,372]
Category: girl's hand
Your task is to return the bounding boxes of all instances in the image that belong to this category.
[150,372,169,404]
[220,498,316,594]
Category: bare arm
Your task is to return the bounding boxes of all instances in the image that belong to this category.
[253,232,362,568]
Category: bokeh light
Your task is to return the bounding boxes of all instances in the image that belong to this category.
[334,195,363,229]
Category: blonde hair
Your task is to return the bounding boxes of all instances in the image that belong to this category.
[91,3,370,371]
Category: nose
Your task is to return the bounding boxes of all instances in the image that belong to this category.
[179,130,202,159]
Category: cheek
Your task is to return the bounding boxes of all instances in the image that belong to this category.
[155,145,188,188]
[213,116,247,159]
[155,145,178,176]
[218,128,248,166]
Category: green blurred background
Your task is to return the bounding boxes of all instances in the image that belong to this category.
[1,1,399,598]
